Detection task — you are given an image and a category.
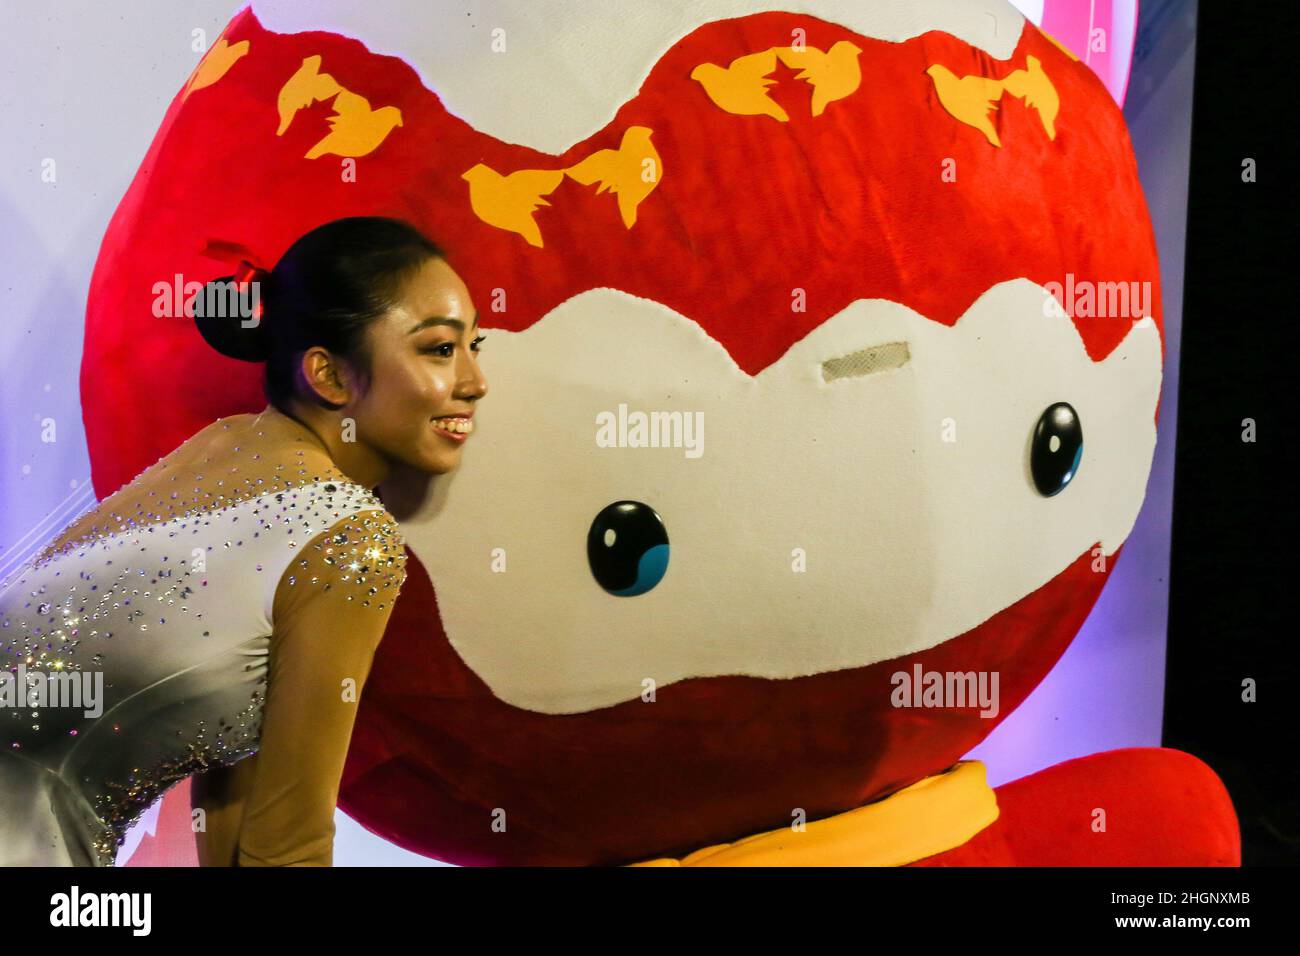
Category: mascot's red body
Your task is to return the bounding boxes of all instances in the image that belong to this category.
[86,3,1238,865]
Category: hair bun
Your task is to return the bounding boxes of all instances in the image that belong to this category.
[190,268,272,362]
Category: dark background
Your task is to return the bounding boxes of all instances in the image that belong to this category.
[1164,0,1299,865]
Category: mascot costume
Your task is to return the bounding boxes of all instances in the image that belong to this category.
[84,0,1239,865]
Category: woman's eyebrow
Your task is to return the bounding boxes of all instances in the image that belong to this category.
[408,310,479,334]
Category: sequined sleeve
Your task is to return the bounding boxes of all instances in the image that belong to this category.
[215,507,406,867]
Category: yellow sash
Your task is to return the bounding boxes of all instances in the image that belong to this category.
[628,760,997,866]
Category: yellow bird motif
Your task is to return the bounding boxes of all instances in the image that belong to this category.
[563,126,663,229]
[774,40,864,117]
[276,55,403,159]
[277,55,341,135]
[305,91,403,160]
[925,63,1008,146]
[691,49,789,122]
[462,164,566,248]
[181,37,249,101]
[1001,56,1059,140]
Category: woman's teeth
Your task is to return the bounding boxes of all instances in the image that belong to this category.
[432,417,473,435]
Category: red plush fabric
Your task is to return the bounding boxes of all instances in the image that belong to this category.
[341,536,1117,865]
[83,8,1162,493]
[122,779,199,867]
[910,748,1242,866]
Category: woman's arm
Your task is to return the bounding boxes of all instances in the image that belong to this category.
[228,507,407,866]
[190,754,259,866]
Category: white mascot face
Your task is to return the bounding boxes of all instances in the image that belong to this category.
[411,283,1158,714]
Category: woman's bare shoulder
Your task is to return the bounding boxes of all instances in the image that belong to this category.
[32,410,348,565]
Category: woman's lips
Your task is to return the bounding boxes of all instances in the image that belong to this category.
[432,415,473,443]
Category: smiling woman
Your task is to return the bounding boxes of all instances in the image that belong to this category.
[0,216,487,866]
[194,216,489,485]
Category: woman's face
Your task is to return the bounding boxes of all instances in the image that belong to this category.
[351,255,488,475]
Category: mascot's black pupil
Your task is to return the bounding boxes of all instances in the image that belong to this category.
[587,501,670,596]
[1031,401,1083,497]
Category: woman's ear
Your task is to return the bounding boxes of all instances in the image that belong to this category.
[298,346,354,407]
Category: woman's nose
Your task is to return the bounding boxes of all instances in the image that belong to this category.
[460,360,488,398]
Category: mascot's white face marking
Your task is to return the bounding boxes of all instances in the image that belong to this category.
[254,0,1027,153]
[393,280,1161,714]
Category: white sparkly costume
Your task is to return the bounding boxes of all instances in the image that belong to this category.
[0,413,406,866]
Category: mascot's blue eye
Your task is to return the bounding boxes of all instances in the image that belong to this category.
[1031,401,1083,497]
[587,501,670,596]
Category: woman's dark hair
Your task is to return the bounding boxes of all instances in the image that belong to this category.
[192,216,444,413]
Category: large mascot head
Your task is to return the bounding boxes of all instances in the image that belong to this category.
[85,0,1162,864]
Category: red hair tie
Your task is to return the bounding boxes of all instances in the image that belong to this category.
[199,239,269,324]
[232,258,264,286]
[232,259,266,324]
